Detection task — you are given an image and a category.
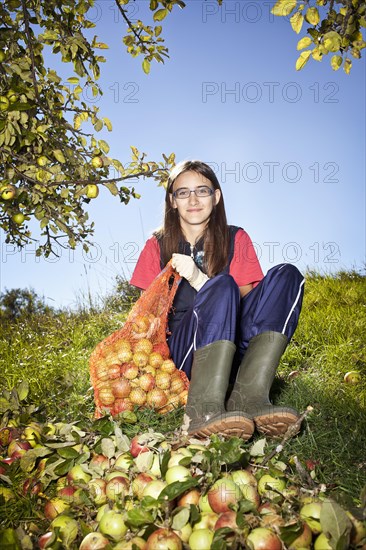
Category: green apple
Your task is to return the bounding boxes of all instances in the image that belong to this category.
[11,213,25,226]
[51,515,78,546]
[344,371,362,384]
[300,501,323,534]
[37,156,49,167]
[314,532,332,549]
[189,528,214,550]
[257,474,286,500]
[165,465,191,484]
[99,511,128,542]
[91,156,103,168]
[0,96,10,111]
[86,184,99,198]
[1,184,16,200]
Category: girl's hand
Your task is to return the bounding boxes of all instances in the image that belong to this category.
[171,253,209,291]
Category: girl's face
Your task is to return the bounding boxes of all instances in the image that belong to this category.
[170,170,221,234]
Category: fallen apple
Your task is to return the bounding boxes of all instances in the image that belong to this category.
[50,514,78,546]
[257,474,286,500]
[146,528,182,550]
[287,522,313,549]
[207,478,242,513]
[313,532,332,549]
[141,479,167,500]
[246,527,282,550]
[300,501,323,534]
[132,472,156,499]
[79,532,110,550]
[44,497,70,520]
[165,465,191,485]
[344,371,362,384]
[105,476,129,501]
[214,510,238,531]
[67,464,92,484]
[188,528,214,550]
[99,511,128,542]
[130,435,149,457]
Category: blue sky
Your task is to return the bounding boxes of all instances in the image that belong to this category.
[0,1,365,308]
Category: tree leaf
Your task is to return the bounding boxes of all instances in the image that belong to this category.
[16,380,29,401]
[101,437,115,459]
[159,478,198,501]
[331,55,343,70]
[290,12,304,34]
[320,499,352,549]
[249,437,266,456]
[295,50,311,70]
[20,447,52,473]
[305,7,320,25]
[297,36,312,50]
[271,0,297,17]
[142,59,151,74]
[126,508,155,528]
[53,149,66,163]
[171,507,190,530]
[153,8,168,21]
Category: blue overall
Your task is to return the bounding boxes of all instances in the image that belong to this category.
[167,264,305,380]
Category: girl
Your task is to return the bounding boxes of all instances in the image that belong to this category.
[130,160,305,440]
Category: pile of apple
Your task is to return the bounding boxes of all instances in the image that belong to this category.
[90,332,188,418]
[1,417,365,550]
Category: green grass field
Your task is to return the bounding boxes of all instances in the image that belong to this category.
[1,270,365,511]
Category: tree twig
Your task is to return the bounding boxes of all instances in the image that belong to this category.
[262,405,314,466]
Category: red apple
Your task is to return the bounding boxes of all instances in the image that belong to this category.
[79,532,110,549]
[130,435,149,457]
[287,523,313,549]
[44,497,70,520]
[178,489,201,507]
[88,478,107,505]
[105,476,129,501]
[207,478,242,514]
[246,527,282,550]
[146,528,182,550]
[38,532,60,549]
[132,472,156,500]
[90,454,110,472]
[214,510,238,531]
[7,439,31,457]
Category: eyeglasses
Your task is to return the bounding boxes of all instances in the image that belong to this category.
[172,186,214,199]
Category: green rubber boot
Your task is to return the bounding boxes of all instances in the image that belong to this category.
[183,340,254,440]
[226,331,300,436]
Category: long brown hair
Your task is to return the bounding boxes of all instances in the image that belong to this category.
[156,160,230,277]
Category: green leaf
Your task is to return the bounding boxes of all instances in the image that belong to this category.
[320,500,352,549]
[0,398,11,414]
[102,117,113,131]
[159,478,198,501]
[155,25,162,37]
[295,50,311,70]
[323,31,342,53]
[290,12,304,34]
[279,521,304,546]
[331,55,343,70]
[16,380,29,401]
[126,508,155,528]
[171,507,190,530]
[20,447,52,473]
[54,458,74,476]
[0,528,21,550]
[305,7,320,25]
[142,59,151,74]
[271,0,297,17]
[249,437,266,457]
[153,8,168,21]
[67,77,80,84]
[101,437,115,459]
[344,58,352,74]
[57,447,80,459]
[104,181,118,196]
[94,119,103,132]
[297,36,312,50]
[53,149,66,163]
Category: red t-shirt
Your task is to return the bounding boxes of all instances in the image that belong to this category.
[130,229,263,290]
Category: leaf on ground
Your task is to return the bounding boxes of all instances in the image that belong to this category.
[320,499,352,549]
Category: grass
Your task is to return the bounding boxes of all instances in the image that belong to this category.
[0,269,365,509]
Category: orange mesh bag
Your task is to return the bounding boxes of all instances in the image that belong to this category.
[89,262,189,418]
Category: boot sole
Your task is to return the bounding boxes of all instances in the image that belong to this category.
[254,411,300,437]
[189,416,254,441]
